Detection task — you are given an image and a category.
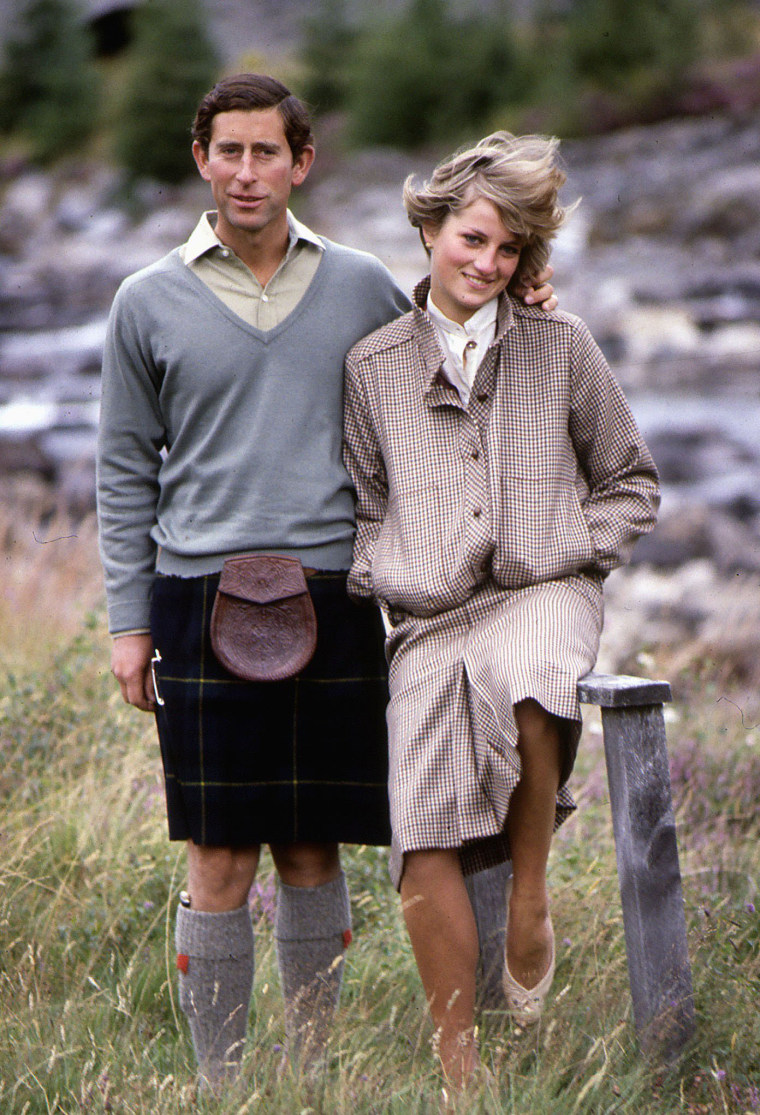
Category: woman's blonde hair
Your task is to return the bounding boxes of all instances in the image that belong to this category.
[403,131,574,290]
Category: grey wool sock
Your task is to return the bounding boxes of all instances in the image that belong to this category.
[464,860,512,1012]
[274,872,352,1072]
[175,902,254,1093]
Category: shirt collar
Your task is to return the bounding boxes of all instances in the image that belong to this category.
[182,210,324,266]
[426,292,498,340]
[287,211,324,251]
[412,274,515,350]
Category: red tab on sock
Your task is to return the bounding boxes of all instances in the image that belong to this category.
[343,929,352,949]
[176,953,190,974]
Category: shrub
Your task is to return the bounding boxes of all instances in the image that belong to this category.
[318,0,524,149]
[113,0,219,184]
[0,0,100,163]
[564,0,700,91]
[300,0,358,113]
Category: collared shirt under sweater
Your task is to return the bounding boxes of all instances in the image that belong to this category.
[180,210,324,329]
[97,222,410,634]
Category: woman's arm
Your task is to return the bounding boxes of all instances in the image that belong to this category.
[568,322,660,574]
[343,358,389,601]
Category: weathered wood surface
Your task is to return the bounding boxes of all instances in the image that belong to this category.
[466,672,695,1058]
[578,671,696,1060]
[577,671,672,708]
[465,861,509,1012]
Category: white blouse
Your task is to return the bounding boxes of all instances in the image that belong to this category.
[426,294,498,405]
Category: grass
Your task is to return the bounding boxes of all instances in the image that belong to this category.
[0,489,758,1113]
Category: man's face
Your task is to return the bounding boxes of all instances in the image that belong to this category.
[192,107,314,249]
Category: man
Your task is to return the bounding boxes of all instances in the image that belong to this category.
[97,73,556,1092]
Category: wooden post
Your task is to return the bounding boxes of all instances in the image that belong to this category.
[577,672,696,1060]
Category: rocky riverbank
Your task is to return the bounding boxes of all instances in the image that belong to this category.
[1,109,759,614]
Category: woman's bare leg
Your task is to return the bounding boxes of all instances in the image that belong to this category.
[400,848,480,1086]
[506,698,563,989]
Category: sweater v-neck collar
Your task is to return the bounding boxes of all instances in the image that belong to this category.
[171,241,331,344]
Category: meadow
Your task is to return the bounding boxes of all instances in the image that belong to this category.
[0,484,758,1114]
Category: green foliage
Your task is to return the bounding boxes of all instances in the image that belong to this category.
[300,0,358,112]
[1,619,759,1111]
[301,0,760,145]
[0,0,100,163]
[113,0,220,184]
[564,0,700,91]
[302,0,524,150]
[517,0,716,135]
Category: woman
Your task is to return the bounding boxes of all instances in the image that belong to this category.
[343,131,660,1086]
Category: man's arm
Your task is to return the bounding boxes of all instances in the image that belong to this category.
[97,280,166,713]
[97,279,166,636]
[514,264,557,311]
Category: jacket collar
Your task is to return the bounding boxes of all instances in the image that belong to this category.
[411,275,515,400]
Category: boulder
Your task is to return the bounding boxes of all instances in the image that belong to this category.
[633,505,760,572]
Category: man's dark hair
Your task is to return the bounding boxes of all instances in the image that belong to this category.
[192,73,314,159]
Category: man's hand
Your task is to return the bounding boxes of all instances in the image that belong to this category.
[515,264,558,312]
[111,633,156,712]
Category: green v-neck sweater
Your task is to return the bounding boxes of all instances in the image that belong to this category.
[97,238,410,634]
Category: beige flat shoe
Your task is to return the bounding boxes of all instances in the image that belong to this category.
[502,878,555,1026]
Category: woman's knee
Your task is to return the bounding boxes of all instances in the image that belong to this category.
[401,848,461,890]
[515,698,555,738]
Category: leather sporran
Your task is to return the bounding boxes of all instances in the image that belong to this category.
[210,554,317,682]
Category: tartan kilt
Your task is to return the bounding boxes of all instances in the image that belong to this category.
[150,571,391,848]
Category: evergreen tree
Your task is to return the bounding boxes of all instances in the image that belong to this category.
[346,0,448,148]
[301,0,357,112]
[0,0,100,163]
[344,0,521,149]
[566,0,700,92]
[114,0,219,184]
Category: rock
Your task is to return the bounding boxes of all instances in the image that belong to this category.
[57,458,97,515]
[602,560,760,690]
[0,434,54,479]
[618,306,701,364]
[0,171,55,254]
[633,505,760,572]
[645,424,757,486]
[681,266,760,329]
[0,320,107,379]
[598,560,714,674]
[678,164,760,242]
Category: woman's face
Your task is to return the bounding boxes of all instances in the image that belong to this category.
[423,196,522,325]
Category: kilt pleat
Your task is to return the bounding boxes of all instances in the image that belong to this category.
[385,574,603,886]
[150,571,391,848]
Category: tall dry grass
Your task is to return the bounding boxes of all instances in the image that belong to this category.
[0,483,758,1113]
[1,477,107,667]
